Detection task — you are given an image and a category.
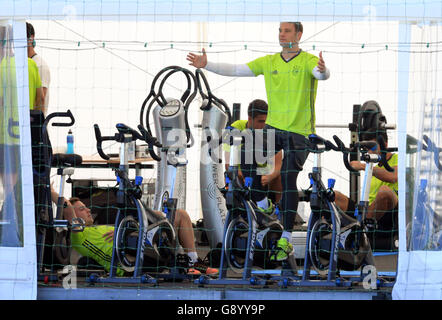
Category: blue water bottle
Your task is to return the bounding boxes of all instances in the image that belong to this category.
[66,129,74,154]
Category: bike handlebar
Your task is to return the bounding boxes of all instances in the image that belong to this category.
[195,68,232,125]
[94,123,162,161]
[94,124,117,160]
[41,109,76,150]
[332,134,395,173]
[308,134,339,152]
[44,109,75,127]
[41,109,76,143]
[377,135,394,172]
[356,141,377,151]
[140,66,196,132]
[137,124,162,161]
[332,135,359,173]
[139,66,197,161]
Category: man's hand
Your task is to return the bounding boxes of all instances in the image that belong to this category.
[350,160,366,171]
[237,170,245,184]
[317,51,326,73]
[261,174,275,186]
[50,181,60,204]
[102,230,114,243]
[186,48,208,68]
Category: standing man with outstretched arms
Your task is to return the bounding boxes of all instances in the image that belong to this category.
[187,22,330,262]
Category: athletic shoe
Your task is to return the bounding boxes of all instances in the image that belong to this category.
[175,254,202,276]
[364,218,378,230]
[256,198,274,215]
[186,267,202,276]
[192,258,219,276]
[270,237,293,261]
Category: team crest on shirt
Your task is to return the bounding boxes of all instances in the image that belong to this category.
[292,66,301,74]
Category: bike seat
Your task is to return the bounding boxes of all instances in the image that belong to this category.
[309,133,328,146]
[116,123,138,135]
[337,206,359,225]
[357,140,378,151]
[52,153,83,168]
[308,134,337,152]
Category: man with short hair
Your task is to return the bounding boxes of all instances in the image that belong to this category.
[334,130,398,232]
[187,22,330,261]
[50,188,218,277]
[27,22,50,115]
[224,99,283,205]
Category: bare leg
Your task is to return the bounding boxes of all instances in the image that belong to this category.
[367,185,398,220]
[173,209,196,254]
[334,190,350,212]
[152,209,196,253]
[175,210,218,275]
[268,174,282,204]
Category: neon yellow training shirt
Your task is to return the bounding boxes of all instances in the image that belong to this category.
[223,119,270,170]
[1,57,43,109]
[369,153,398,205]
[247,51,319,137]
[223,119,248,152]
[1,57,41,144]
[71,225,125,276]
[27,58,41,110]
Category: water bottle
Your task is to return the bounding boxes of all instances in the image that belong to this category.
[66,129,74,154]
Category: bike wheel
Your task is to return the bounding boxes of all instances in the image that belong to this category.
[224,217,249,273]
[115,215,139,273]
[308,218,333,275]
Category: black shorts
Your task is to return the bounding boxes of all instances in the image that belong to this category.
[347,199,398,231]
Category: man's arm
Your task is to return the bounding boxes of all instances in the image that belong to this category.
[42,86,48,104]
[34,87,46,115]
[312,51,330,80]
[50,186,77,223]
[205,61,255,77]
[262,150,283,186]
[187,48,255,77]
[224,150,230,172]
[350,160,398,183]
[272,150,283,178]
[312,66,330,80]
[39,59,50,112]
[372,165,398,184]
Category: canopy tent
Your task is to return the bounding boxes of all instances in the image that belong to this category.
[1,0,441,299]
[0,0,441,22]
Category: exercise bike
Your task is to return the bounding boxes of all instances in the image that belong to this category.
[139,65,197,216]
[140,66,228,281]
[281,133,394,288]
[30,109,85,282]
[197,132,297,286]
[89,123,176,284]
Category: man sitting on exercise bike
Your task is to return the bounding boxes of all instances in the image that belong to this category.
[223,99,283,206]
[334,129,398,242]
[50,186,218,277]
